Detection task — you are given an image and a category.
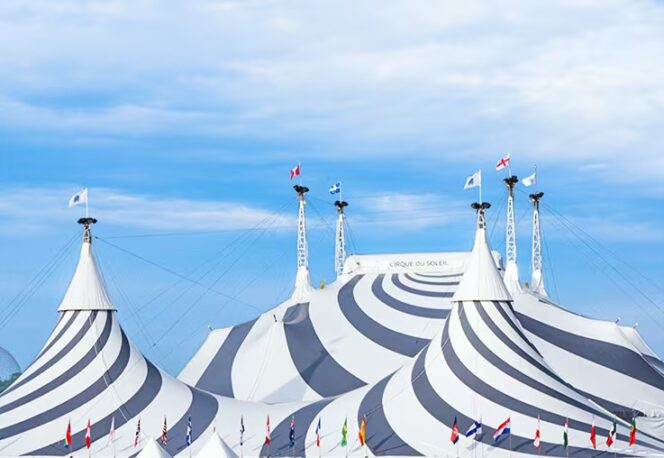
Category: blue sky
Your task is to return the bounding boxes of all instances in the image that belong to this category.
[0,0,663,374]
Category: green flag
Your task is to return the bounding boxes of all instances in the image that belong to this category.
[341,418,348,447]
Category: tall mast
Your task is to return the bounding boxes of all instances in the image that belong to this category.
[529,191,547,296]
[503,175,522,294]
[292,185,313,302]
[334,200,348,277]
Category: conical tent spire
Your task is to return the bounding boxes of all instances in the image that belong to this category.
[292,185,313,301]
[530,191,547,296]
[334,200,348,277]
[502,175,522,295]
[453,203,512,303]
[58,218,116,312]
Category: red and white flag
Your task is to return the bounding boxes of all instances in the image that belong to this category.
[264,415,271,445]
[290,163,301,180]
[85,419,92,449]
[496,154,511,171]
[590,418,597,448]
[533,415,541,450]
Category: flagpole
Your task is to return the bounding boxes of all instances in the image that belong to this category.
[479,170,483,204]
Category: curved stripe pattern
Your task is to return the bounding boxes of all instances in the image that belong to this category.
[194,318,258,396]
[3,311,99,396]
[259,399,333,457]
[391,274,454,297]
[283,303,365,397]
[164,387,219,456]
[516,312,664,391]
[338,276,429,357]
[35,310,80,360]
[404,273,460,286]
[371,276,447,319]
[358,375,420,456]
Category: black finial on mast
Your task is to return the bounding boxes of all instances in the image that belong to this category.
[529,191,544,209]
[503,175,519,196]
[77,217,98,243]
[471,202,491,229]
[293,185,309,201]
[334,200,348,214]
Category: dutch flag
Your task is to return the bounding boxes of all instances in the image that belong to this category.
[493,418,511,443]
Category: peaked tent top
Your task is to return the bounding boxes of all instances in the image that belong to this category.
[453,213,512,302]
[58,232,116,312]
[137,439,172,458]
[195,432,238,458]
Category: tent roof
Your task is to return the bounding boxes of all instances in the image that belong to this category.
[452,222,512,302]
[58,239,116,311]
[137,439,172,458]
[195,432,237,458]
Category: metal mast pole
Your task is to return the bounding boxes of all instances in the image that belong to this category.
[334,200,348,278]
[529,192,547,296]
[292,185,313,301]
[503,176,521,294]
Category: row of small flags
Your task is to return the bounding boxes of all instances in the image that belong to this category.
[464,154,537,191]
[452,415,637,451]
[290,163,343,195]
[63,413,636,451]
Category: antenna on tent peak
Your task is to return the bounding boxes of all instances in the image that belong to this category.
[77,217,98,243]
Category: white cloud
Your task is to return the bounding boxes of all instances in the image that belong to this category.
[0,0,662,179]
[0,186,292,234]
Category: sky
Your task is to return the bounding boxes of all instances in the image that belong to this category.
[0,0,663,375]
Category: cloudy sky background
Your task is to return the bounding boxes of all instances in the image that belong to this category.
[1,0,663,373]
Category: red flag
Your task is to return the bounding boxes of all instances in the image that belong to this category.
[606,419,616,447]
[85,419,92,449]
[534,415,541,450]
[290,164,301,180]
[264,415,271,445]
[450,416,459,444]
[64,420,72,448]
[590,419,596,448]
[358,416,366,446]
[495,154,511,171]
[629,418,637,446]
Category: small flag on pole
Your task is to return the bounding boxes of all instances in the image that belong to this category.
[496,154,511,171]
[240,416,245,446]
[162,416,168,445]
[522,171,537,187]
[108,416,115,445]
[186,416,192,446]
[629,417,637,446]
[563,417,569,449]
[64,420,72,448]
[68,188,89,207]
[493,418,511,443]
[341,418,348,447]
[450,416,460,444]
[290,164,301,180]
[315,417,321,448]
[264,415,271,445]
[464,170,481,190]
[85,419,92,449]
[289,416,296,448]
[534,415,541,450]
[329,182,341,194]
[465,419,482,439]
[590,418,596,449]
[606,418,616,447]
[358,416,367,446]
[134,418,141,447]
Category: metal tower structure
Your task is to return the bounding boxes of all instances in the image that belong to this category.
[502,176,522,294]
[529,191,547,296]
[292,185,313,301]
[334,200,348,277]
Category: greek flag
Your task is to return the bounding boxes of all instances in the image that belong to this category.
[185,416,192,446]
[329,182,341,194]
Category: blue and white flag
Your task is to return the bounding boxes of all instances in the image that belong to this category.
[464,170,481,190]
[185,416,192,446]
[465,420,482,438]
[329,182,341,194]
[68,188,88,207]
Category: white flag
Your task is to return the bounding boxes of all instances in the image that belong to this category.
[522,172,537,187]
[108,416,115,445]
[464,170,481,189]
[68,188,88,207]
